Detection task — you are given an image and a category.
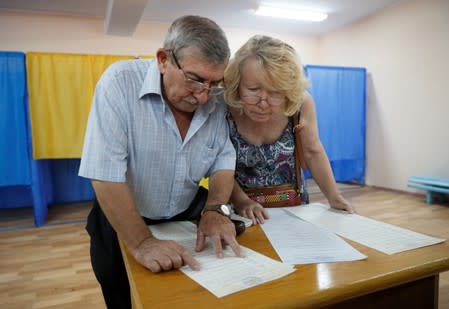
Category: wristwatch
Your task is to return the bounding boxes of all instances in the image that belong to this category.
[201,204,232,218]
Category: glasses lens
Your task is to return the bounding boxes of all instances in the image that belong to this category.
[241,94,285,105]
[185,79,209,93]
[242,95,261,104]
[268,95,285,105]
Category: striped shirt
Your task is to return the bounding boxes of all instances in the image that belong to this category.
[79,59,236,219]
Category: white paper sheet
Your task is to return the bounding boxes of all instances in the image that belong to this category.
[149,222,295,297]
[261,208,366,264]
[286,203,446,254]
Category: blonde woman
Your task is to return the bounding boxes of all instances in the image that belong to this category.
[224,35,355,225]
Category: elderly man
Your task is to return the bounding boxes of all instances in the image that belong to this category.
[79,15,243,309]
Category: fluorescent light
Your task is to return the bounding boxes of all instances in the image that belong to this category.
[255,6,328,22]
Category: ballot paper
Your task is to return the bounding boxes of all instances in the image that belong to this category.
[286,203,446,255]
[148,222,295,298]
[261,208,366,264]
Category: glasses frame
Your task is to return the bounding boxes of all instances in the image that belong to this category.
[240,93,286,106]
[168,49,224,96]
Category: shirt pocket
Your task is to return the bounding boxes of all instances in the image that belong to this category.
[189,145,218,184]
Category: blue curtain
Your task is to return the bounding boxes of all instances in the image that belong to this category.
[0,52,37,215]
[0,52,31,186]
[305,65,366,184]
[0,52,50,225]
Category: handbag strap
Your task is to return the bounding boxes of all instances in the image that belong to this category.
[292,111,306,192]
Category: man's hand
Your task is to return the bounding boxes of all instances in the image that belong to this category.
[133,237,200,273]
[195,211,245,258]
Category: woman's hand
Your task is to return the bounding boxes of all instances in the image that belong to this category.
[234,199,270,224]
[328,195,356,213]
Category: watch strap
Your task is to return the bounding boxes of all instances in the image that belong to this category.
[201,204,231,217]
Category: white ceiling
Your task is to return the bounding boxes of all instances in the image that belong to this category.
[0,0,403,36]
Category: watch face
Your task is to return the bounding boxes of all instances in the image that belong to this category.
[220,204,231,216]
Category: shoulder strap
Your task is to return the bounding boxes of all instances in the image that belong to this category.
[293,111,307,169]
[292,111,307,191]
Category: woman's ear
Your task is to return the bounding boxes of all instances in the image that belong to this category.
[156,48,169,73]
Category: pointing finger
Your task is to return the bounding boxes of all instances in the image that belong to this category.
[181,250,200,271]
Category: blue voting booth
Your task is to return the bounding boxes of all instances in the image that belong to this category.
[0,52,94,226]
[305,65,366,184]
[0,51,366,226]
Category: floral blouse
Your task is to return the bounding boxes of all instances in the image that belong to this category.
[227,112,297,189]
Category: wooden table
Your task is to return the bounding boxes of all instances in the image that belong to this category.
[120,223,449,309]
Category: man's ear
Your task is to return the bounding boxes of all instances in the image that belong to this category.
[156,48,169,73]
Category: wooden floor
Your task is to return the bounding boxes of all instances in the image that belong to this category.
[0,202,103,309]
[0,186,448,308]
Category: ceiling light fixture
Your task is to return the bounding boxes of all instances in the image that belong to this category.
[255,5,328,22]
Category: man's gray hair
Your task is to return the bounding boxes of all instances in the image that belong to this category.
[163,15,230,64]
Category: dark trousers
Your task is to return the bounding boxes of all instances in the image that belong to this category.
[86,187,208,309]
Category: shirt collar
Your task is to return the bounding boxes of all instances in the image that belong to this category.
[138,59,161,99]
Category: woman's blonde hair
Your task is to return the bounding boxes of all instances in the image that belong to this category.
[224,35,308,116]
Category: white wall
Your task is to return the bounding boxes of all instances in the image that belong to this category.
[0,12,168,56]
[317,0,449,191]
[224,27,318,65]
[0,11,319,63]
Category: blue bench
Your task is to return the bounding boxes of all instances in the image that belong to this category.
[407,176,449,204]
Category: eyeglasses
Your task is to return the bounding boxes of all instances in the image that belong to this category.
[168,50,224,96]
[241,93,286,106]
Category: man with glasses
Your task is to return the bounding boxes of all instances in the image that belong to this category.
[79,15,243,309]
